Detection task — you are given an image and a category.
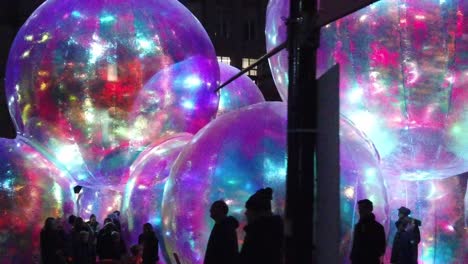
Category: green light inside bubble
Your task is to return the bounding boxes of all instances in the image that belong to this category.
[100,15,115,23]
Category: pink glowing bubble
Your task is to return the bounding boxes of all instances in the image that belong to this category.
[217,62,265,116]
[0,136,75,262]
[121,133,192,255]
[6,0,219,188]
[77,187,123,224]
[266,0,468,180]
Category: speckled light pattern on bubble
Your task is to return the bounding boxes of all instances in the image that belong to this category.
[77,187,123,224]
[121,133,192,258]
[216,62,265,116]
[0,137,75,262]
[5,0,220,189]
[266,0,468,262]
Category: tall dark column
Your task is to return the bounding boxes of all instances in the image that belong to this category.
[285,0,318,263]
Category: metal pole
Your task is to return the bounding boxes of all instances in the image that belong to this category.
[285,0,318,263]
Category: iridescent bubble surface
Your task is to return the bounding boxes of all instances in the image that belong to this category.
[217,62,265,116]
[0,137,75,262]
[122,133,192,252]
[6,0,219,188]
[162,102,287,264]
[340,116,389,263]
[266,0,467,262]
[161,103,389,264]
[77,187,123,223]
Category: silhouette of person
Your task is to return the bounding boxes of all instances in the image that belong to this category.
[239,187,283,264]
[40,217,63,264]
[128,244,142,264]
[96,218,118,261]
[138,223,159,264]
[87,214,100,234]
[204,200,239,264]
[72,230,92,264]
[350,199,386,264]
[391,207,421,264]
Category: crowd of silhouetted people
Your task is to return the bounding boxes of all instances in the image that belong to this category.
[40,211,159,264]
[41,188,421,264]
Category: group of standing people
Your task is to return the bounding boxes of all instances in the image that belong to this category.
[350,199,421,264]
[204,187,284,264]
[40,211,159,264]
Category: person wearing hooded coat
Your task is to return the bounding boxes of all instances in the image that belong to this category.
[350,199,386,264]
[204,200,239,264]
[239,187,284,264]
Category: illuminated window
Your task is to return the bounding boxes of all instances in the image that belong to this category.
[242,58,258,76]
[217,56,232,65]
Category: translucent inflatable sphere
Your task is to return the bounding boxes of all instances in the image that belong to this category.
[265,0,289,101]
[162,102,287,264]
[266,0,468,180]
[0,137,75,262]
[122,133,192,251]
[77,187,123,223]
[5,0,219,188]
[339,116,389,262]
[216,62,265,116]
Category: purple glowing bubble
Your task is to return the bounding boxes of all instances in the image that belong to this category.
[266,0,468,181]
[6,0,219,188]
[162,102,287,264]
[77,187,123,224]
[122,133,192,253]
[217,62,265,116]
[160,103,388,264]
[129,56,219,146]
[0,136,75,261]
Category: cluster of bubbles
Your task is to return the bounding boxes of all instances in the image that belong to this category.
[266,0,467,262]
[3,0,464,263]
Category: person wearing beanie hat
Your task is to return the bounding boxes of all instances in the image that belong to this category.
[240,188,284,264]
[391,207,421,264]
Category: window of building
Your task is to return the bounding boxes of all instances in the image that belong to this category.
[242,58,258,76]
[217,56,231,65]
[216,12,231,39]
[243,19,256,41]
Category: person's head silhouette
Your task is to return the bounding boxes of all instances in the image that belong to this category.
[210,200,229,223]
[357,199,374,218]
[245,187,274,224]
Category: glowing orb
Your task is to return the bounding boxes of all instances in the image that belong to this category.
[217,62,265,116]
[266,0,468,180]
[121,133,192,255]
[5,0,219,188]
[161,102,287,264]
[0,137,74,261]
[77,187,123,223]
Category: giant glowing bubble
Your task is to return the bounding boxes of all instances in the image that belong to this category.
[340,116,389,263]
[266,0,467,262]
[161,103,389,264]
[266,0,468,180]
[5,0,219,188]
[162,102,287,264]
[0,137,75,262]
[122,133,192,250]
[217,62,265,116]
[77,187,123,223]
